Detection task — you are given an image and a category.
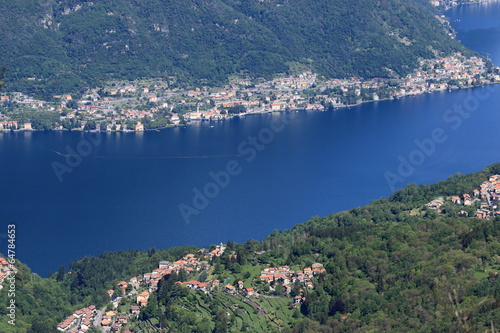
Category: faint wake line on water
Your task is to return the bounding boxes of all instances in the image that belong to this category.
[52,150,242,159]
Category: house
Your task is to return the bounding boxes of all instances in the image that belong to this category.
[186,280,200,290]
[171,114,180,124]
[225,284,236,294]
[117,281,128,293]
[173,260,187,267]
[311,263,324,269]
[426,199,444,209]
[57,315,77,331]
[237,281,244,289]
[463,194,472,205]
[149,278,159,292]
[451,196,461,204]
[130,305,140,315]
[476,211,487,219]
[24,123,33,130]
[159,261,170,269]
[129,277,138,288]
[198,282,208,293]
[271,103,281,111]
[107,289,114,298]
[244,288,255,297]
[135,122,144,131]
[137,290,150,305]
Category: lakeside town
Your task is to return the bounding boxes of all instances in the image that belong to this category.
[55,244,327,332]
[0,53,499,133]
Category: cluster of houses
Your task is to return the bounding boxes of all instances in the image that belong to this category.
[55,244,327,332]
[259,263,326,294]
[0,93,46,109]
[181,279,257,297]
[57,306,96,332]
[224,282,256,297]
[100,310,130,332]
[458,174,500,219]
[427,175,500,219]
[136,251,213,295]
[0,121,33,130]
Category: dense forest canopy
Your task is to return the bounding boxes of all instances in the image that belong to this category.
[0,0,468,99]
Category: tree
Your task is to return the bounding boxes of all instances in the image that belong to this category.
[66,99,78,109]
[140,293,158,320]
[199,271,208,283]
[0,66,5,90]
[56,265,65,282]
[230,263,241,274]
[214,263,225,275]
[213,310,228,333]
[27,320,58,333]
[178,268,188,282]
[194,318,212,333]
[159,311,168,330]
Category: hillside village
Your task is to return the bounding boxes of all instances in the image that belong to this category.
[426,174,500,219]
[56,243,326,332]
[1,53,499,132]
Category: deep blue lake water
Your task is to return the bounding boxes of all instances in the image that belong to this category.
[1,1,500,276]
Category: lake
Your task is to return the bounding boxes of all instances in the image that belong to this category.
[1,1,500,276]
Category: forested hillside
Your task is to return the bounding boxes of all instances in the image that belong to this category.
[0,0,468,99]
[2,164,500,332]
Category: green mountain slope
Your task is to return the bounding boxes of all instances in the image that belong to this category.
[0,0,468,99]
[0,259,72,332]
